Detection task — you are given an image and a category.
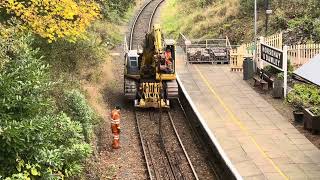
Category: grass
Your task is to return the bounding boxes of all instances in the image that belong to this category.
[161,0,264,44]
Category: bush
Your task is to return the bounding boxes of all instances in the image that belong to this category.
[0,29,92,179]
[1,113,92,179]
[99,0,135,23]
[310,106,320,116]
[239,0,265,15]
[0,34,53,120]
[286,84,320,110]
[34,34,105,80]
[64,89,97,143]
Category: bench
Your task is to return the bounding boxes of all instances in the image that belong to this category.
[261,69,274,89]
[253,75,268,90]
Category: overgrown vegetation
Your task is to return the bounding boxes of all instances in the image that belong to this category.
[310,106,320,116]
[0,0,135,179]
[286,84,320,111]
[263,60,294,79]
[162,0,320,44]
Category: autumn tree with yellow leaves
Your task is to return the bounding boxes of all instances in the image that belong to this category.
[0,0,101,42]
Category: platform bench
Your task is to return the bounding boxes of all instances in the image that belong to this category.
[261,70,274,89]
[253,76,268,90]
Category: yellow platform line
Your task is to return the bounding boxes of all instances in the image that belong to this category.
[194,65,288,180]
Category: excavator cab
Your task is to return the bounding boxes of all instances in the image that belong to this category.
[156,39,176,81]
[126,50,139,75]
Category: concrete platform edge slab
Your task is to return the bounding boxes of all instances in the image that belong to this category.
[177,75,243,180]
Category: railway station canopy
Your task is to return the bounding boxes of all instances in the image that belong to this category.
[294,54,320,86]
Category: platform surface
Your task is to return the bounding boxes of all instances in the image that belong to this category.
[176,52,320,179]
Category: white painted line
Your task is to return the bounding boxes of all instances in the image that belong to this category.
[177,74,243,180]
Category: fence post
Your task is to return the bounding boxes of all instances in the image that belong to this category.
[279,32,283,48]
[297,44,301,66]
[283,45,288,97]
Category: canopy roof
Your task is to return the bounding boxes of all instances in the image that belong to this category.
[294,54,320,86]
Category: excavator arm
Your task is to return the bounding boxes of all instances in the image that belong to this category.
[153,24,163,55]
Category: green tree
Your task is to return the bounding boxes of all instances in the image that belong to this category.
[0,27,92,179]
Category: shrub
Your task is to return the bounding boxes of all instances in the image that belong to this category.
[64,89,97,143]
[100,0,135,23]
[0,29,92,179]
[310,106,320,116]
[0,30,54,119]
[1,113,92,178]
[34,35,105,80]
[287,84,320,110]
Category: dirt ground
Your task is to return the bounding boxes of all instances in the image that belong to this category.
[82,48,147,180]
[247,79,320,150]
[80,1,149,179]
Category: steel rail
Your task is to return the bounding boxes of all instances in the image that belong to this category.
[129,0,164,50]
[158,111,178,180]
[130,1,199,179]
[130,1,167,179]
[129,0,153,50]
[167,111,200,180]
[148,0,165,32]
[135,110,154,180]
[177,99,220,179]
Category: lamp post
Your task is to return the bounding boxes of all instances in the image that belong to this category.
[254,0,257,72]
[265,0,272,35]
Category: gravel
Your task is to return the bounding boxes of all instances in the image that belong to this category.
[170,100,220,180]
[89,0,222,179]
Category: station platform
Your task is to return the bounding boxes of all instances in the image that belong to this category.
[176,52,320,179]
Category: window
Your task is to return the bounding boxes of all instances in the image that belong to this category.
[130,61,138,67]
[129,57,136,61]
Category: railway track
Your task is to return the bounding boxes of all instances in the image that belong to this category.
[129,1,199,179]
[135,109,199,180]
[129,0,164,50]
[128,0,223,179]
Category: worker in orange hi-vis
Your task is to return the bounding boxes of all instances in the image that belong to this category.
[111,106,121,149]
[165,48,172,60]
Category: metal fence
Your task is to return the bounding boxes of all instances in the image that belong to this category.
[179,33,231,64]
[178,32,320,69]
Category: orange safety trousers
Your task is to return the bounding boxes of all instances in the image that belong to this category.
[111,110,121,149]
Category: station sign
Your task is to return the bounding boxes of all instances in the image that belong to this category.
[261,43,283,70]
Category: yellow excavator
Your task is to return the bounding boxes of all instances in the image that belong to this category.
[124,24,178,108]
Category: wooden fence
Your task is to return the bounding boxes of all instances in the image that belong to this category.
[230,43,254,70]
[264,32,283,49]
[230,32,320,70]
[288,44,320,67]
